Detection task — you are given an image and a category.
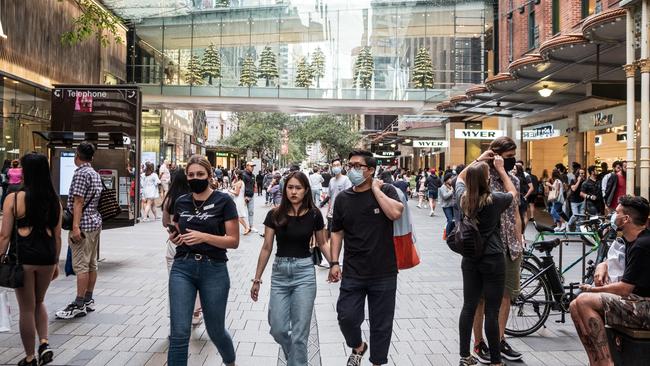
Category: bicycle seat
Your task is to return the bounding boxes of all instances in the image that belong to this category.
[534,221,556,233]
[533,238,561,252]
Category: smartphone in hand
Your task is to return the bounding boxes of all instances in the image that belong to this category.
[167,224,179,235]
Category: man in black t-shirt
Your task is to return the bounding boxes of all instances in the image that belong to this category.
[570,195,650,366]
[581,165,602,215]
[328,150,404,366]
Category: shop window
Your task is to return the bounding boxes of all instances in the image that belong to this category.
[528,5,537,49]
[552,0,560,34]
[582,0,598,19]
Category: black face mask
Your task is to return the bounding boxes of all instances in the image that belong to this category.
[504,157,516,172]
[188,178,209,194]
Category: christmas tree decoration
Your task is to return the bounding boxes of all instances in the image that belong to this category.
[201,43,221,85]
[215,0,229,7]
[185,55,204,86]
[239,55,257,87]
[411,47,434,89]
[258,46,279,87]
[295,57,313,88]
[311,47,326,88]
[353,46,374,89]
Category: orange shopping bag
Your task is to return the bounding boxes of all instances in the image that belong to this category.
[393,233,420,270]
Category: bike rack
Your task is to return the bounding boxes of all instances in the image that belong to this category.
[537,231,598,281]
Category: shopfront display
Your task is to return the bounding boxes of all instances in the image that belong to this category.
[521,119,569,177]
[579,105,632,168]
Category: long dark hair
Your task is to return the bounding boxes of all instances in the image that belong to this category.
[460,162,492,218]
[271,171,315,227]
[20,153,60,231]
[163,167,190,215]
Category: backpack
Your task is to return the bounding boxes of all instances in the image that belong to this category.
[446,213,485,259]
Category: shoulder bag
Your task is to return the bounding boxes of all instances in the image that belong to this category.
[62,193,94,231]
[97,181,121,221]
[0,194,24,288]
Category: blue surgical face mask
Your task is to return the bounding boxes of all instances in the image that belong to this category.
[347,168,367,186]
[332,166,342,175]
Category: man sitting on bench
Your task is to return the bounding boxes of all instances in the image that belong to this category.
[569,195,650,366]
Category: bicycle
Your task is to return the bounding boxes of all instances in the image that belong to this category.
[505,216,614,337]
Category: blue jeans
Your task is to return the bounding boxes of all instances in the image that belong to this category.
[168,256,235,365]
[269,257,316,366]
[312,189,321,207]
[443,207,455,235]
[246,196,254,227]
[568,201,585,228]
[550,201,563,224]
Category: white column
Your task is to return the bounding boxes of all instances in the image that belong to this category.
[641,0,650,199]
[626,9,637,196]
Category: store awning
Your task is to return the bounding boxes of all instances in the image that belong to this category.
[436,7,628,119]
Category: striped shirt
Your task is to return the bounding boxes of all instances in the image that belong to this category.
[67,163,103,231]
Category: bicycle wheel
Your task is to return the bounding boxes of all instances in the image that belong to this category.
[506,263,552,337]
[519,260,543,300]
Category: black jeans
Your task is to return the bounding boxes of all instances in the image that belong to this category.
[459,253,505,363]
[337,275,397,365]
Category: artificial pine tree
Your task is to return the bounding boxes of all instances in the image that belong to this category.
[185,55,204,86]
[239,55,257,87]
[295,57,313,88]
[411,47,434,89]
[353,46,374,89]
[215,0,229,7]
[201,43,221,85]
[311,47,326,87]
[258,46,279,87]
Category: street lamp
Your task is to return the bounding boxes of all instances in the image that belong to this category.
[538,85,553,98]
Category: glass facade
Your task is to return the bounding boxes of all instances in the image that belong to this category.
[127,0,494,101]
[0,77,51,162]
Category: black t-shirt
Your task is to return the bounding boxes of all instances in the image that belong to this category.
[393,180,409,196]
[173,191,238,261]
[455,181,513,255]
[581,178,601,199]
[622,229,650,297]
[332,184,400,279]
[263,208,324,258]
[322,172,332,188]
[568,178,585,203]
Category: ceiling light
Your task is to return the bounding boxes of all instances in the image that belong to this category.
[538,85,553,98]
[390,143,396,148]
[378,143,383,146]
[494,102,503,112]
[404,139,412,143]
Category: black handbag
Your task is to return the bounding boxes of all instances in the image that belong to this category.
[62,193,94,231]
[0,194,24,288]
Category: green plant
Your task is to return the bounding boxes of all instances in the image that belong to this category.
[185,55,204,85]
[411,47,434,89]
[353,47,374,89]
[59,0,124,47]
[239,56,258,87]
[295,57,313,88]
[258,46,279,87]
[201,43,222,85]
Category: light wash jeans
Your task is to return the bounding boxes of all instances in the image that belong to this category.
[246,196,255,228]
[268,257,317,366]
[312,189,322,207]
[168,256,235,366]
[568,201,585,228]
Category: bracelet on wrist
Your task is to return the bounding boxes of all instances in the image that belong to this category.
[330,262,340,267]
[251,279,263,284]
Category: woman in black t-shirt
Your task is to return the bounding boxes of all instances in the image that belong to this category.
[167,155,239,366]
[455,153,517,366]
[250,171,331,366]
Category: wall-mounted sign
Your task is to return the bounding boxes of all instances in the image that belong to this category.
[517,119,568,140]
[413,140,449,148]
[578,105,626,132]
[595,135,602,146]
[454,129,505,140]
[215,152,232,158]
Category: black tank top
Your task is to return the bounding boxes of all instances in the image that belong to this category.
[9,214,57,266]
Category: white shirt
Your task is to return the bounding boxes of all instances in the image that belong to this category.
[327,175,352,218]
[309,172,324,191]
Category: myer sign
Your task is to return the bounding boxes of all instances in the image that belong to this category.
[454,129,505,140]
[413,140,449,148]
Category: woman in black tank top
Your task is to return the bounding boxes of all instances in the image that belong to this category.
[0,153,62,366]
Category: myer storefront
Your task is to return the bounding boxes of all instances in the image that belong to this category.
[521,119,569,178]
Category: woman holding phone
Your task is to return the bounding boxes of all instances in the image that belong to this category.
[167,155,239,366]
[250,171,331,366]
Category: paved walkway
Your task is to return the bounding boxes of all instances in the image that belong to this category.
[0,196,590,365]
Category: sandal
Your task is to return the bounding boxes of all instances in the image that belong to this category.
[243,228,251,235]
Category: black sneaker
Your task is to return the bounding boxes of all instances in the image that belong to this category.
[38,343,53,366]
[472,340,491,364]
[346,342,367,366]
[500,339,523,361]
[55,302,87,319]
[17,357,36,366]
[84,299,95,312]
[459,355,478,366]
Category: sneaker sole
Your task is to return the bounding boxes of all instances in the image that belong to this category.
[39,350,53,365]
[55,311,87,320]
[501,353,523,361]
[472,353,490,364]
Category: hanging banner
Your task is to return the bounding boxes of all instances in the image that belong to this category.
[454,129,505,140]
[413,140,449,148]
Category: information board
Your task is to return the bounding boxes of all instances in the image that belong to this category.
[59,151,76,196]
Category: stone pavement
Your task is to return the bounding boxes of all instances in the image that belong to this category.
[0,196,591,366]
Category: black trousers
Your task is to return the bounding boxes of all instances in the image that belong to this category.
[337,275,397,365]
[459,253,505,363]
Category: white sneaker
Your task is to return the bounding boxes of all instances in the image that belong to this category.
[429,211,434,217]
[250,227,259,233]
[55,302,87,319]
[416,204,421,209]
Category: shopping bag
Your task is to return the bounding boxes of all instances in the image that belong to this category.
[0,291,10,332]
[394,234,420,270]
[65,246,75,277]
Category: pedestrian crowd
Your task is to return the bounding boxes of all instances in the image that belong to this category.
[0,138,649,366]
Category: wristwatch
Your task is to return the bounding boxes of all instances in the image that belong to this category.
[330,262,340,266]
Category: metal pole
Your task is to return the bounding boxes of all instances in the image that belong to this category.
[626,8,637,195]
[641,0,650,199]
